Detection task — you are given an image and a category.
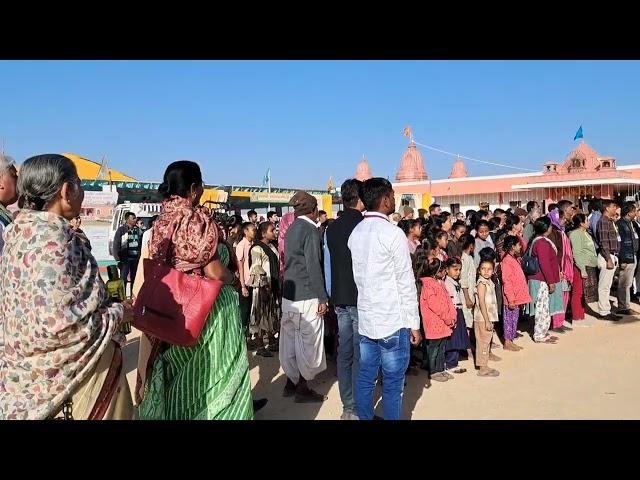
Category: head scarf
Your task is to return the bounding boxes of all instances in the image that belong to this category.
[149,196,219,272]
[549,208,564,232]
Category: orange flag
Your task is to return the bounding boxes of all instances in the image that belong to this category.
[403,126,411,137]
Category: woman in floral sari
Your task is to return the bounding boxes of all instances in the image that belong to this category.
[0,154,133,420]
[135,161,253,420]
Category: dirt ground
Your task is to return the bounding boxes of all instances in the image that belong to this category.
[123,300,640,420]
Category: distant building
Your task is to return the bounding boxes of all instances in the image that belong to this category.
[390,139,640,213]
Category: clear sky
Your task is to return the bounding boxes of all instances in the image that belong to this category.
[1,60,638,189]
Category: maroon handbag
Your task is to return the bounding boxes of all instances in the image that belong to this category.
[133,226,223,347]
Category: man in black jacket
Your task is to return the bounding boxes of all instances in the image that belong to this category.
[281,191,328,403]
[616,202,638,315]
[325,179,364,420]
[113,211,142,298]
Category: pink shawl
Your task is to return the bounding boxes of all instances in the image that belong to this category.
[278,212,295,277]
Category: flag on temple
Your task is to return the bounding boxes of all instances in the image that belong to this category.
[403,126,411,137]
[573,126,583,141]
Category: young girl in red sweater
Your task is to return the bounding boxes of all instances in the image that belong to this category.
[420,258,457,382]
[500,235,531,352]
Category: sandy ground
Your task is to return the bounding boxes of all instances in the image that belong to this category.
[122,299,640,420]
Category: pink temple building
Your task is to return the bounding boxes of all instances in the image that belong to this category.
[390,139,640,214]
[355,156,373,181]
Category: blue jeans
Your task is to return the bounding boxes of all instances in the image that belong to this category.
[119,259,139,295]
[336,306,360,415]
[356,328,410,420]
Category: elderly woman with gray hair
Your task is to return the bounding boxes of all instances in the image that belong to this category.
[0,154,134,420]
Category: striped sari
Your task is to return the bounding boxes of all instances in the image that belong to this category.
[138,243,254,420]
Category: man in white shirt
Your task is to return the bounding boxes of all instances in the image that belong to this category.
[348,177,422,420]
[0,154,19,254]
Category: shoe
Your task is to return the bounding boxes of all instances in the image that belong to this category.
[430,372,449,382]
[443,371,455,379]
[253,398,268,412]
[283,379,297,397]
[294,387,327,403]
[599,313,621,322]
[452,368,467,374]
[616,309,632,316]
[340,411,359,420]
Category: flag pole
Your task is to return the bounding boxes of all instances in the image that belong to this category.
[268,170,271,212]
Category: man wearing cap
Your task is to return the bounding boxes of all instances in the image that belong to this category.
[280,190,328,403]
[0,154,18,254]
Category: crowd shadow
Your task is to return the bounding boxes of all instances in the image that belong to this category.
[250,348,338,420]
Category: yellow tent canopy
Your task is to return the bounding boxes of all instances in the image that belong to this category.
[62,153,136,182]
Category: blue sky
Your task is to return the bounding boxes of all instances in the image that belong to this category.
[1,60,638,189]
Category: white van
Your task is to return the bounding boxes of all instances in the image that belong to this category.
[108,202,162,256]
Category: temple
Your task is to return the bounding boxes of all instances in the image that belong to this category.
[390,138,640,214]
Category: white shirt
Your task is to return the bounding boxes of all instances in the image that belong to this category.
[348,211,420,339]
[141,228,153,252]
[299,215,319,228]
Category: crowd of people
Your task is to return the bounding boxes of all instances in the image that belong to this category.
[0,152,637,420]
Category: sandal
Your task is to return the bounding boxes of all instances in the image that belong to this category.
[477,368,500,377]
[535,338,557,344]
[256,347,273,357]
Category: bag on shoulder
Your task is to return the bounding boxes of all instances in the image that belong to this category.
[521,237,541,276]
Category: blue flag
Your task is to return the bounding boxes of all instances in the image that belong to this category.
[573,126,583,141]
[262,168,271,186]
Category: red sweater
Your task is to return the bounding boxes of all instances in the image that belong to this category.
[501,253,532,305]
[420,277,457,339]
[526,236,561,285]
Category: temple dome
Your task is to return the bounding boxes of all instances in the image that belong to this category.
[448,156,468,178]
[395,141,428,182]
[355,156,373,181]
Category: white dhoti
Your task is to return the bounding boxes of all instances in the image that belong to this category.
[279,297,326,384]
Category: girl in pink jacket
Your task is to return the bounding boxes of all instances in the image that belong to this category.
[420,258,457,383]
[500,235,532,352]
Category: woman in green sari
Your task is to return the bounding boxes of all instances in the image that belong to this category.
[135,161,253,420]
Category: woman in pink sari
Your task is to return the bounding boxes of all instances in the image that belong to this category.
[549,206,575,333]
